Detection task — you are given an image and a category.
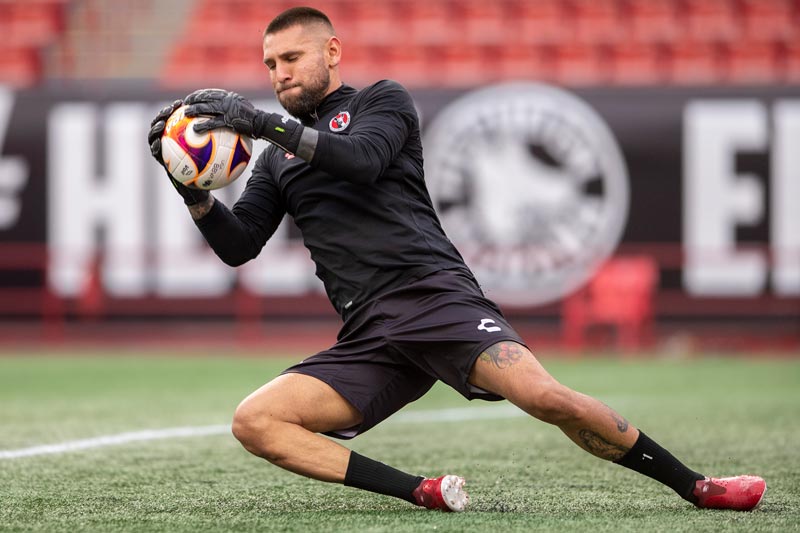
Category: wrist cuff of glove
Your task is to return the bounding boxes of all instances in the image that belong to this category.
[255,112,317,159]
[169,174,210,206]
[180,187,210,206]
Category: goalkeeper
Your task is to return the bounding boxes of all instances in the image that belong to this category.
[147,6,765,512]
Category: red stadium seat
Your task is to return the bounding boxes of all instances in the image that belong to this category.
[783,42,800,82]
[221,44,269,88]
[189,0,284,43]
[668,41,724,84]
[4,2,65,47]
[458,0,511,45]
[188,1,238,40]
[610,41,667,85]
[161,43,215,88]
[342,0,403,46]
[367,43,432,88]
[436,43,493,87]
[243,0,300,24]
[404,0,459,45]
[562,256,659,351]
[683,0,741,43]
[341,44,379,87]
[497,44,554,82]
[572,0,625,44]
[515,0,574,45]
[0,47,41,87]
[625,0,682,44]
[740,0,796,43]
[725,41,780,83]
[552,43,610,86]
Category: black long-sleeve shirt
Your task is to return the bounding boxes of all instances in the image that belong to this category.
[195,80,471,319]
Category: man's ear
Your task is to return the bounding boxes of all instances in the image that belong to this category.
[327,36,342,68]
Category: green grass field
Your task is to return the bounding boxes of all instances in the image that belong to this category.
[1,352,798,532]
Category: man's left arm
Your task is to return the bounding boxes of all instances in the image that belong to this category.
[183,82,415,186]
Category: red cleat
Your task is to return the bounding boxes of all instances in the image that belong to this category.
[412,475,469,512]
[694,475,767,511]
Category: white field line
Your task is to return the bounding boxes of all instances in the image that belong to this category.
[0,404,526,460]
[0,425,231,460]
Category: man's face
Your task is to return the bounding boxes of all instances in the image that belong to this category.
[263,23,332,118]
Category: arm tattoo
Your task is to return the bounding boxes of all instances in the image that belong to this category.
[188,195,215,220]
[479,342,525,369]
[578,429,630,461]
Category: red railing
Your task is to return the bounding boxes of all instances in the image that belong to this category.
[1,242,797,350]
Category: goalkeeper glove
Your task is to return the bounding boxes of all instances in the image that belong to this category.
[147,98,210,206]
[183,89,305,156]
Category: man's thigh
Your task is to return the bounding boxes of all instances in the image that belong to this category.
[240,373,364,435]
[467,341,557,401]
[282,353,437,439]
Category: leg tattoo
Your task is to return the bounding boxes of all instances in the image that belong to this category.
[605,405,629,433]
[578,429,631,461]
[479,342,525,369]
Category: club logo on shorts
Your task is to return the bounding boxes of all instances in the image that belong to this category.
[423,82,630,307]
[330,111,350,132]
[477,318,502,333]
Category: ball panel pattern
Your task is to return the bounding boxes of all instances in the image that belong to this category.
[161,105,252,190]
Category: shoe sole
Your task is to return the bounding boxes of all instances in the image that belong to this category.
[440,475,469,512]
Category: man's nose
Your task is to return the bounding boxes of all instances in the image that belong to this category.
[275,63,291,82]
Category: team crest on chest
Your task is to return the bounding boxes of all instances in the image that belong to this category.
[329,111,351,132]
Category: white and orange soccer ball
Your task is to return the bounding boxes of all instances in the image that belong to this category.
[161,105,252,190]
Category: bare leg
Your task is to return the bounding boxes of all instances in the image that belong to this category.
[231,373,363,482]
[232,372,434,506]
[468,342,638,461]
[467,341,766,510]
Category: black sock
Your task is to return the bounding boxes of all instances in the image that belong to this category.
[344,451,424,504]
[614,431,705,503]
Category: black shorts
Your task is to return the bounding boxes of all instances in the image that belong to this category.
[282,268,526,439]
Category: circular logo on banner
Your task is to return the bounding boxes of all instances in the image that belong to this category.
[423,83,629,307]
[329,111,350,132]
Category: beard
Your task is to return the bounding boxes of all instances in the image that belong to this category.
[277,67,330,118]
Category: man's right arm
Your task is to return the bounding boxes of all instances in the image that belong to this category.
[149,99,285,267]
[192,153,286,267]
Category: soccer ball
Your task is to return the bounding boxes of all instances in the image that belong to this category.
[161,105,253,190]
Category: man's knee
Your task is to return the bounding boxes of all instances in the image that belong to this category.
[231,373,363,460]
[231,396,288,459]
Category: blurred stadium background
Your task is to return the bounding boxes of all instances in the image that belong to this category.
[0,0,798,356]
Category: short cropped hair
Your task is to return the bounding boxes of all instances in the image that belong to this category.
[264,6,334,37]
